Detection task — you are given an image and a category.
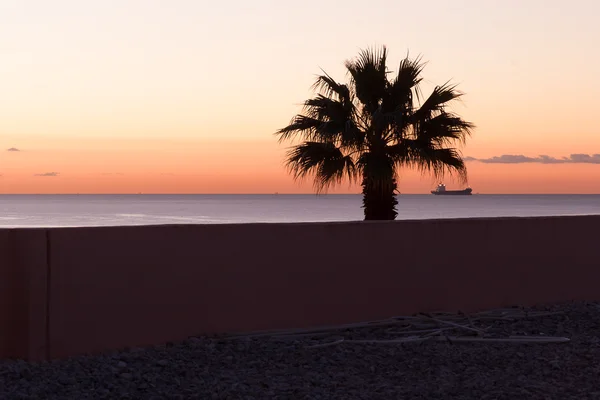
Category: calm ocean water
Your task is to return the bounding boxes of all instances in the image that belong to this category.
[0,194,599,227]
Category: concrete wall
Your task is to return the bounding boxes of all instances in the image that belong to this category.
[1,215,600,360]
[0,229,48,361]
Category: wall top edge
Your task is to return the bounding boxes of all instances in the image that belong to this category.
[1,214,599,232]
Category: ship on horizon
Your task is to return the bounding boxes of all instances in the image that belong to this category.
[431,183,473,195]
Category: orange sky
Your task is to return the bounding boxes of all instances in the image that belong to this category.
[2,137,599,194]
[1,0,599,194]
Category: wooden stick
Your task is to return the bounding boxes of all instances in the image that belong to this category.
[440,336,570,343]
[419,313,486,335]
[221,318,410,340]
[340,336,431,345]
[268,331,339,340]
[222,307,566,341]
[386,327,455,336]
[331,336,570,345]
[305,339,346,348]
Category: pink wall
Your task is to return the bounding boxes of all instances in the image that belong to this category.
[0,229,48,361]
[1,215,600,360]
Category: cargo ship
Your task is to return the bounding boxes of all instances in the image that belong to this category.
[431,183,472,195]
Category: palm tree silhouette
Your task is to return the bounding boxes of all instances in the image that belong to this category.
[276,46,474,220]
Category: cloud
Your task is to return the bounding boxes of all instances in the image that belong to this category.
[568,154,600,163]
[481,155,562,164]
[466,154,600,164]
[34,172,59,177]
[7,147,20,152]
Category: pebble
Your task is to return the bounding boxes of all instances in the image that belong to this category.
[1,301,600,399]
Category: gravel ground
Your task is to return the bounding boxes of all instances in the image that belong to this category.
[2,301,600,400]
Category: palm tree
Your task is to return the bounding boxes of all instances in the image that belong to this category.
[276,46,474,220]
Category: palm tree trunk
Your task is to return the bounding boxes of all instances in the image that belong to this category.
[361,175,398,220]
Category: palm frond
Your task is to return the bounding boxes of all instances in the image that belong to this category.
[344,46,389,115]
[303,95,350,122]
[412,81,464,122]
[285,142,357,192]
[275,115,323,143]
[312,71,352,102]
[302,95,365,147]
[388,141,468,183]
[386,55,426,108]
[417,112,475,146]
[379,56,427,141]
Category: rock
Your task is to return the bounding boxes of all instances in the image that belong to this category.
[19,367,32,380]
[57,375,74,385]
[1,301,599,400]
[128,347,145,354]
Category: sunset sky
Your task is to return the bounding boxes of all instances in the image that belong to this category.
[1,0,599,194]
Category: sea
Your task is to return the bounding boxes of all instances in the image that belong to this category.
[0,194,599,228]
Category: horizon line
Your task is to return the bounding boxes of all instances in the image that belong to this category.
[1,193,600,196]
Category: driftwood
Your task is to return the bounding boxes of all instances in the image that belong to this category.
[219,307,570,348]
[220,318,410,341]
[305,335,570,348]
[418,313,487,335]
